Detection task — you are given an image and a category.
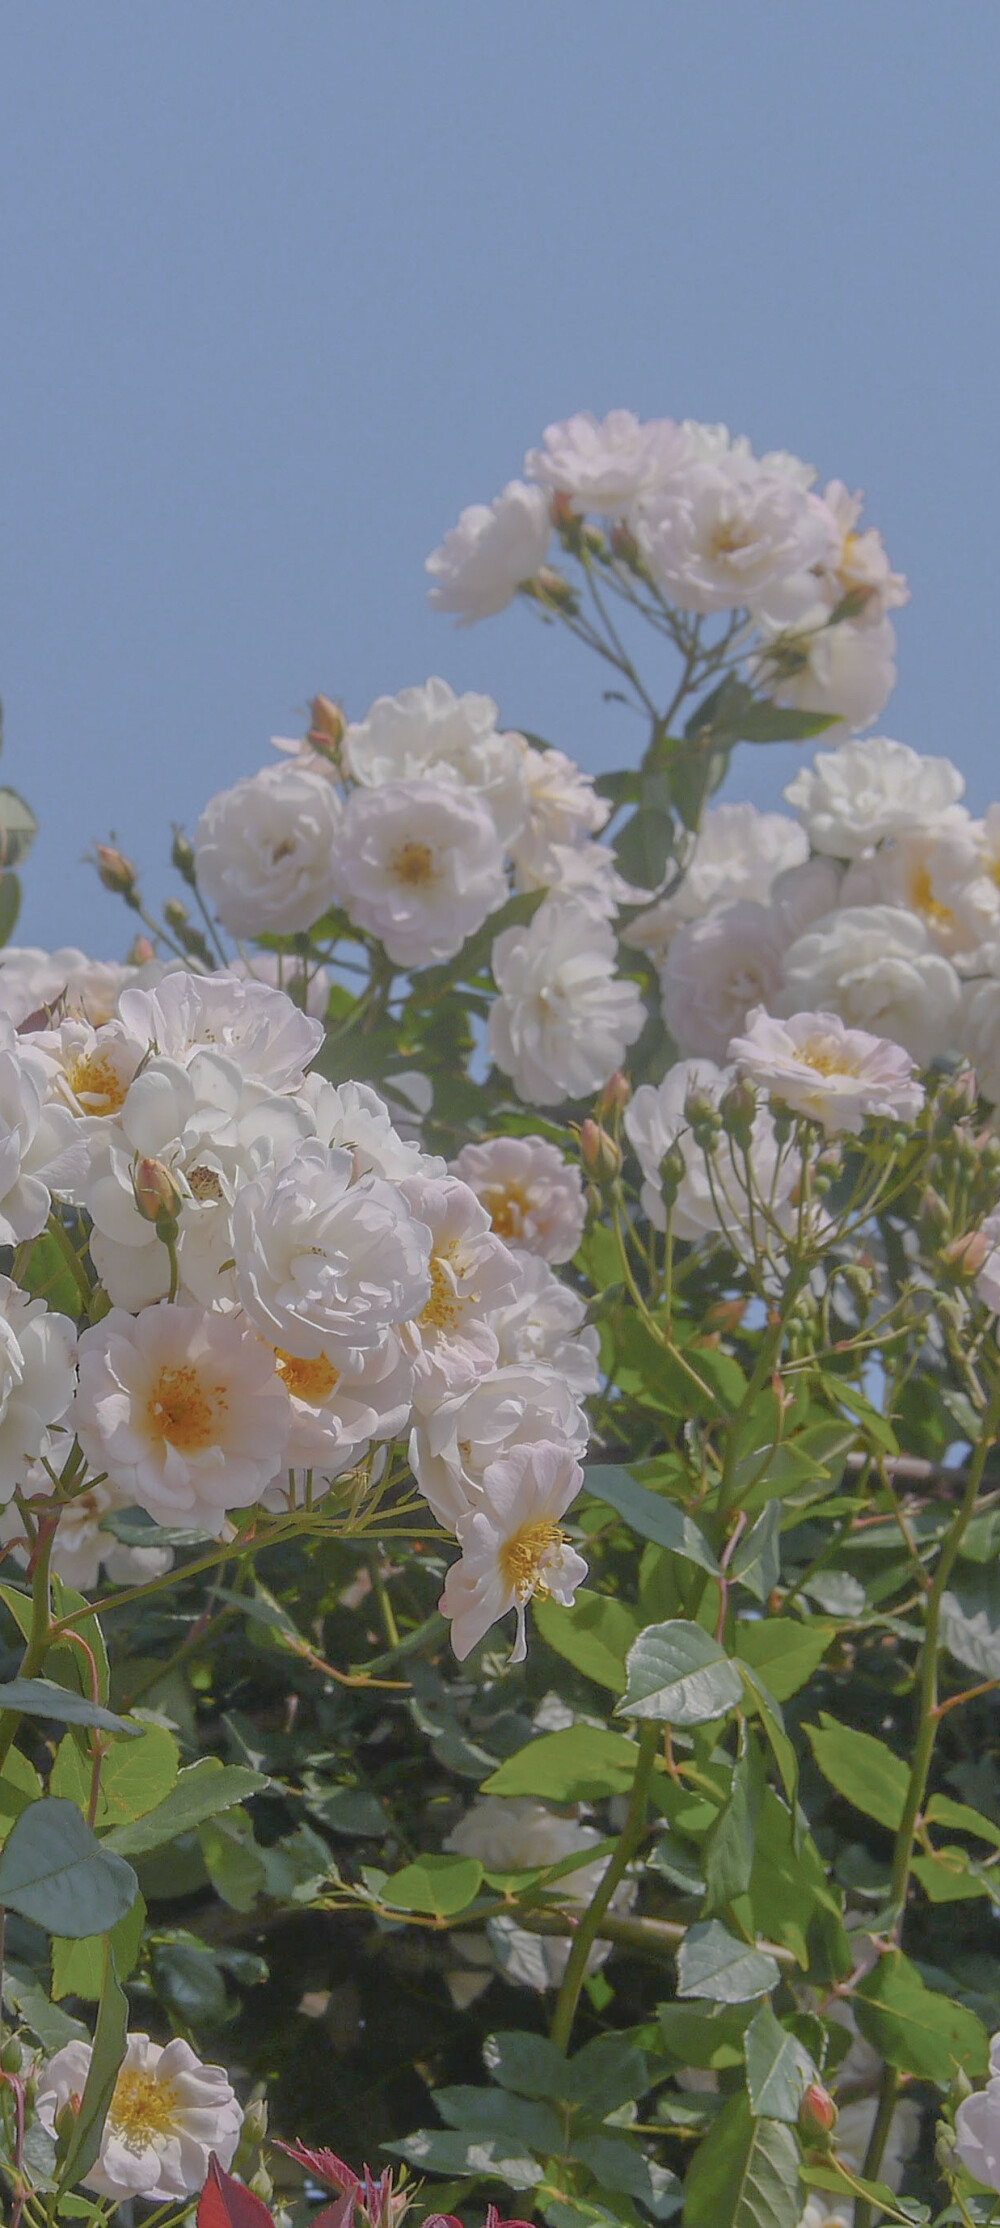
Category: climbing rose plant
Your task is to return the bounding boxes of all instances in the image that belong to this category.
[4,408,1000,2228]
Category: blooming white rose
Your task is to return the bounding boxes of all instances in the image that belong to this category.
[757,608,898,733]
[0,947,158,1029]
[768,857,845,940]
[233,1139,432,1363]
[661,899,789,1060]
[37,2032,242,2202]
[679,423,817,486]
[955,2032,1000,2194]
[195,761,344,937]
[958,943,1000,1103]
[410,1363,589,1533]
[304,1074,444,1180]
[490,1252,601,1398]
[32,1016,146,1122]
[488,895,645,1106]
[118,968,324,1090]
[440,1438,587,1662]
[778,906,962,1065]
[507,746,609,890]
[840,824,1000,957]
[344,678,529,843]
[230,948,330,1019]
[513,836,637,915]
[426,482,552,624]
[783,738,966,859]
[266,1336,415,1493]
[624,1057,799,1249]
[727,1007,924,1134]
[635,455,838,614]
[73,1303,292,1533]
[625,804,808,961]
[450,1134,586,1263]
[524,409,689,516]
[84,1047,313,1311]
[0,1019,89,1243]
[760,479,908,630]
[397,1173,521,1410]
[445,1796,635,1988]
[0,1278,76,1504]
[332,779,508,967]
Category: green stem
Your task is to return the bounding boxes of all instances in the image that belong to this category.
[0,1523,56,1773]
[549,1719,660,2053]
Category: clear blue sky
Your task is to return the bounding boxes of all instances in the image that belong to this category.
[1,3,998,955]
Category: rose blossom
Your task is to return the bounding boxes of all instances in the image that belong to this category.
[332,779,508,967]
[37,2032,242,2202]
[440,1438,587,1662]
[524,409,689,515]
[450,1134,586,1263]
[118,968,324,1090]
[777,905,962,1065]
[635,454,838,614]
[426,482,552,624]
[232,1139,432,1363]
[660,899,789,1060]
[397,1173,521,1409]
[625,803,808,962]
[0,1277,77,1503]
[783,738,966,859]
[410,1363,589,1533]
[624,1056,798,1249]
[194,760,344,937]
[488,895,645,1106]
[507,744,609,884]
[727,1006,925,1134]
[344,677,529,843]
[73,1303,292,1533]
[840,823,1000,957]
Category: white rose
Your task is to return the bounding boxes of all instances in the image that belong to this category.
[232,1139,432,1363]
[488,895,645,1106]
[758,480,908,631]
[409,1363,589,1533]
[728,1006,924,1134]
[625,804,808,961]
[758,608,899,733]
[0,1019,89,1242]
[635,455,838,614]
[194,761,344,936]
[230,948,330,1019]
[73,1303,292,1533]
[524,409,689,515]
[344,677,528,843]
[0,947,153,1028]
[660,899,789,1060]
[624,1057,797,1250]
[397,1173,521,1411]
[440,1438,587,1662]
[37,2032,242,2202]
[303,1073,444,1180]
[118,968,324,1089]
[777,905,962,1064]
[490,1252,601,1398]
[0,1278,76,1504]
[958,943,1000,1103]
[332,779,509,967]
[508,744,609,886]
[841,824,1000,957]
[450,1134,586,1263]
[426,482,552,624]
[784,738,965,859]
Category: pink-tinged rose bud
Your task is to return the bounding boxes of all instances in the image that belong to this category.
[127,934,156,965]
[133,1157,184,1226]
[94,843,138,898]
[596,1070,631,1119]
[549,491,576,533]
[609,522,640,568]
[944,1229,991,1278]
[309,695,346,754]
[579,1118,622,1184]
[799,2083,837,2138]
[534,565,577,608]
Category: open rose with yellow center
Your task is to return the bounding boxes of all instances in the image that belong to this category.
[36,2031,242,2202]
[440,1437,587,1662]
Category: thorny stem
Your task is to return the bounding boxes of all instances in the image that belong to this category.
[549,1719,660,2053]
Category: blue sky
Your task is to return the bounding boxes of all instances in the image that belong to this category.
[1,3,998,955]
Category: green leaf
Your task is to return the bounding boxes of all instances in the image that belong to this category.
[941,1568,1000,1679]
[667,743,732,833]
[924,1793,1000,1850]
[433,2086,562,2154]
[683,675,756,746]
[703,1743,764,1912]
[910,1847,989,1903]
[735,704,840,743]
[817,1375,898,1455]
[0,787,38,869]
[659,2001,752,2070]
[735,1619,833,1702]
[855,1948,989,2082]
[736,1665,798,1809]
[50,1721,179,1829]
[198,1810,267,1912]
[482,1726,642,1802]
[52,1893,147,2002]
[0,872,21,947]
[16,1231,80,1316]
[482,2029,568,2101]
[55,1944,128,2196]
[682,2092,801,2228]
[386,2127,541,2189]
[533,1588,639,1693]
[381,1854,484,1918]
[744,2001,816,2122]
[618,1622,743,1726]
[729,1504,782,1603]
[563,2034,649,2114]
[0,1746,42,1845]
[0,1798,138,1936]
[613,806,675,889]
[2,1961,88,2051]
[103,1758,267,1855]
[676,1921,781,2004]
[0,1678,137,1734]
[585,1467,719,1574]
[151,1939,231,2027]
[804,1714,908,1829]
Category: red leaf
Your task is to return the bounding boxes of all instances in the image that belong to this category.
[310,2203,360,2228]
[274,2140,360,2196]
[197,2155,276,2228]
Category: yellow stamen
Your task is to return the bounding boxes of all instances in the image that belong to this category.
[146,1366,219,1452]
[908,862,954,931]
[480,1180,531,1241]
[499,1518,564,1601]
[275,1349,339,1403]
[64,1052,128,1117]
[108,2066,179,2149]
[391,841,437,888]
[419,1254,462,1334]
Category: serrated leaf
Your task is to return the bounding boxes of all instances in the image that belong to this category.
[0,1798,138,1936]
[735,1619,833,1702]
[924,1793,1000,1850]
[676,1921,780,2003]
[0,1678,137,1734]
[482,1725,641,1802]
[736,704,839,743]
[682,2092,801,2228]
[805,1714,908,1829]
[482,2029,568,2100]
[586,1467,719,1573]
[104,1759,266,1855]
[385,2127,540,2188]
[533,1587,639,1693]
[702,1742,764,1912]
[51,1720,179,1829]
[855,1948,988,2082]
[613,806,674,890]
[381,1854,484,1918]
[563,2034,649,2113]
[619,1621,742,1726]
[744,2001,816,2122]
[941,1568,1000,1679]
[730,1503,782,1602]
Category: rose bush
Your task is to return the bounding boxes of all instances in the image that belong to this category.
[3,407,1000,2228]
